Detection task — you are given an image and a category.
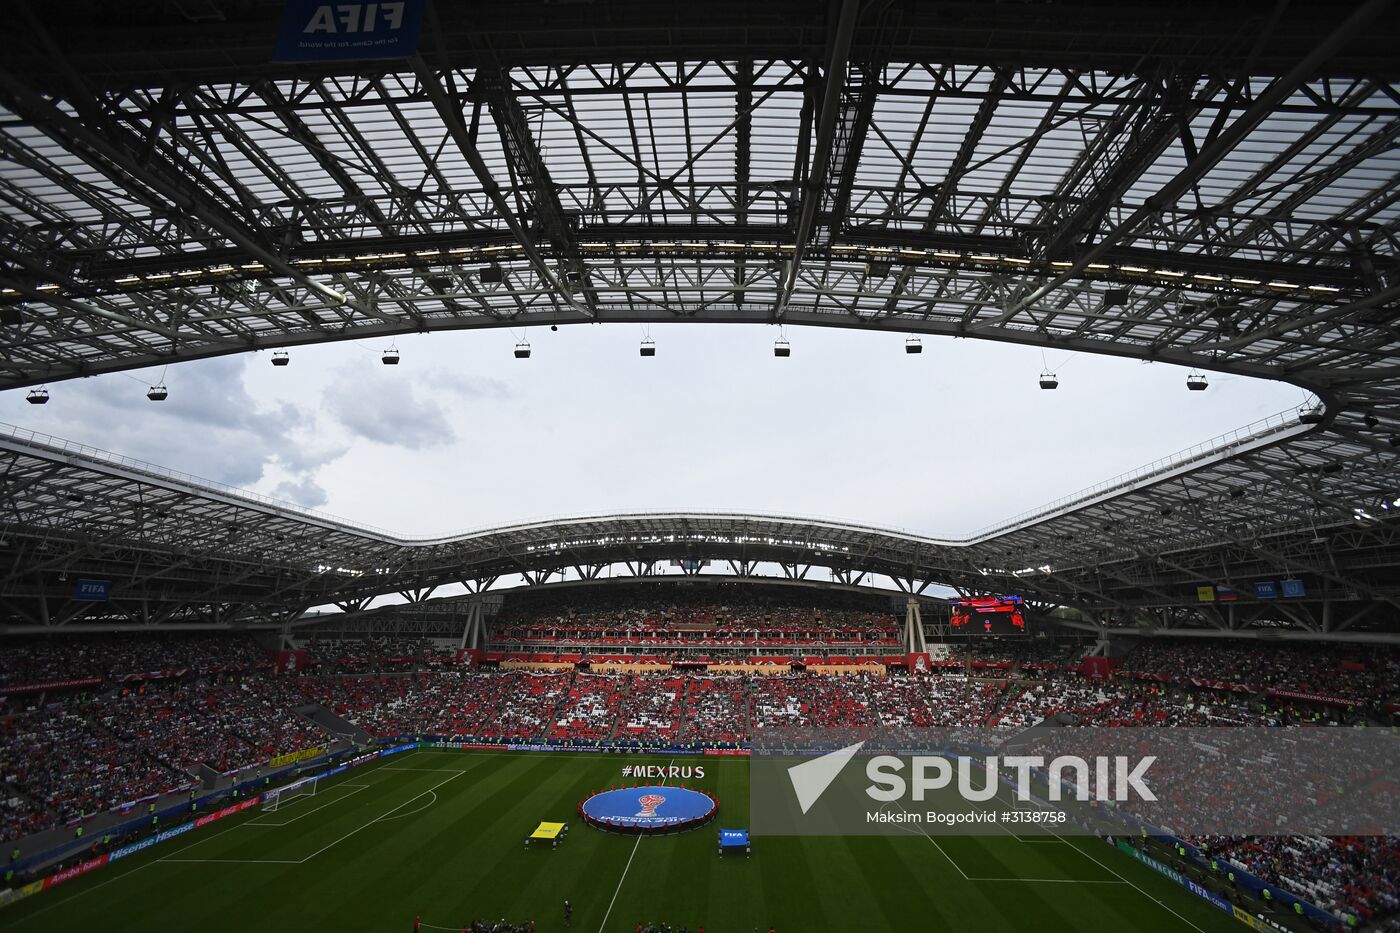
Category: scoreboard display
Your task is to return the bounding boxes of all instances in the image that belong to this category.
[949,595,1027,635]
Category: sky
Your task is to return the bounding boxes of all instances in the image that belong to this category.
[2,324,1309,540]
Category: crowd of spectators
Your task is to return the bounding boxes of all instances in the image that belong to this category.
[1118,640,1398,705]
[0,633,269,688]
[492,587,901,652]
[1192,835,1400,927]
[301,636,457,674]
[2,625,1398,929]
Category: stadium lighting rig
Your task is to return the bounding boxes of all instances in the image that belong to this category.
[1,241,1352,306]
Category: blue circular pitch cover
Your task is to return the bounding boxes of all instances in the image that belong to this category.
[579,785,718,834]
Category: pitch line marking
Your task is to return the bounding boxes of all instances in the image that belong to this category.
[247,784,369,826]
[596,758,676,933]
[969,877,1126,884]
[9,789,277,927]
[879,802,972,881]
[1053,830,1210,933]
[161,857,300,864]
[376,791,437,822]
[4,757,416,926]
[295,770,464,864]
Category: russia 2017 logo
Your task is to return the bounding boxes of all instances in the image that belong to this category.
[635,794,665,817]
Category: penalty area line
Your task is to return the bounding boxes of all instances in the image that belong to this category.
[1055,832,1209,933]
[295,770,463,864]
[880,802,971,881]
[247,783,370,826]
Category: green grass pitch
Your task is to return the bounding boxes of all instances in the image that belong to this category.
[5,749,1242,931]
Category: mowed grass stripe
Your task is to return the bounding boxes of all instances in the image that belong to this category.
[5,750,1245,933]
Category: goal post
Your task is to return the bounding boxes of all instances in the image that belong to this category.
[263,774,319,812]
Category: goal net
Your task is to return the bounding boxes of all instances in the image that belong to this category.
[263,775,319,812]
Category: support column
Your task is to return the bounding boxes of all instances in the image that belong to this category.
[903,597,927,655]
[458,600,486,650]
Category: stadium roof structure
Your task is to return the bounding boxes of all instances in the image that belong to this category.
[0,408,1396,638]
[0,0,1397,637]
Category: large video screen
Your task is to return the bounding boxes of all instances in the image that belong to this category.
[949,595,1027,635]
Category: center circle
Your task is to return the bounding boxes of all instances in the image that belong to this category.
[579,784,718,834]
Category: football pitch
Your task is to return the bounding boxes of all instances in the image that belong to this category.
[6,749,1241,932]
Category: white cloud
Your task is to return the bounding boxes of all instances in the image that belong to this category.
[2,356,345,486]
[2,325,1306,539]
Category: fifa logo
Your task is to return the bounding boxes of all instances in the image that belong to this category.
[635,794,665,817]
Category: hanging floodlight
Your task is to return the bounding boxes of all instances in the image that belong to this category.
[147,384,168,401]
[26,387,48,405]
[1038,371,1058,390]
[271,351,290,367]
[905,337,922,354]
[639,338,656,357]
[1186,371,1209,391]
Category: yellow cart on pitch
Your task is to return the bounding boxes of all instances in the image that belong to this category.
[525,821,568,848]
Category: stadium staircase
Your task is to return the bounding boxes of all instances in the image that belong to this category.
[669,675,686,739]
[294,702,372,745]
[606,675,634,740]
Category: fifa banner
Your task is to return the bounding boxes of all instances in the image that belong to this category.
[808,663,886,676]
[273,0,426,62]
[270,744,327,768]
[1116,841,1232,915]
[748,727,1400,837]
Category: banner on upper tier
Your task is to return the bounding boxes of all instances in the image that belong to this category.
[2,677,103,694]
[269,744,327,768]
[272,0,426,62]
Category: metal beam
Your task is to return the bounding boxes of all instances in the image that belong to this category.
[992,0,1396,323]
[774,0,862,319]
